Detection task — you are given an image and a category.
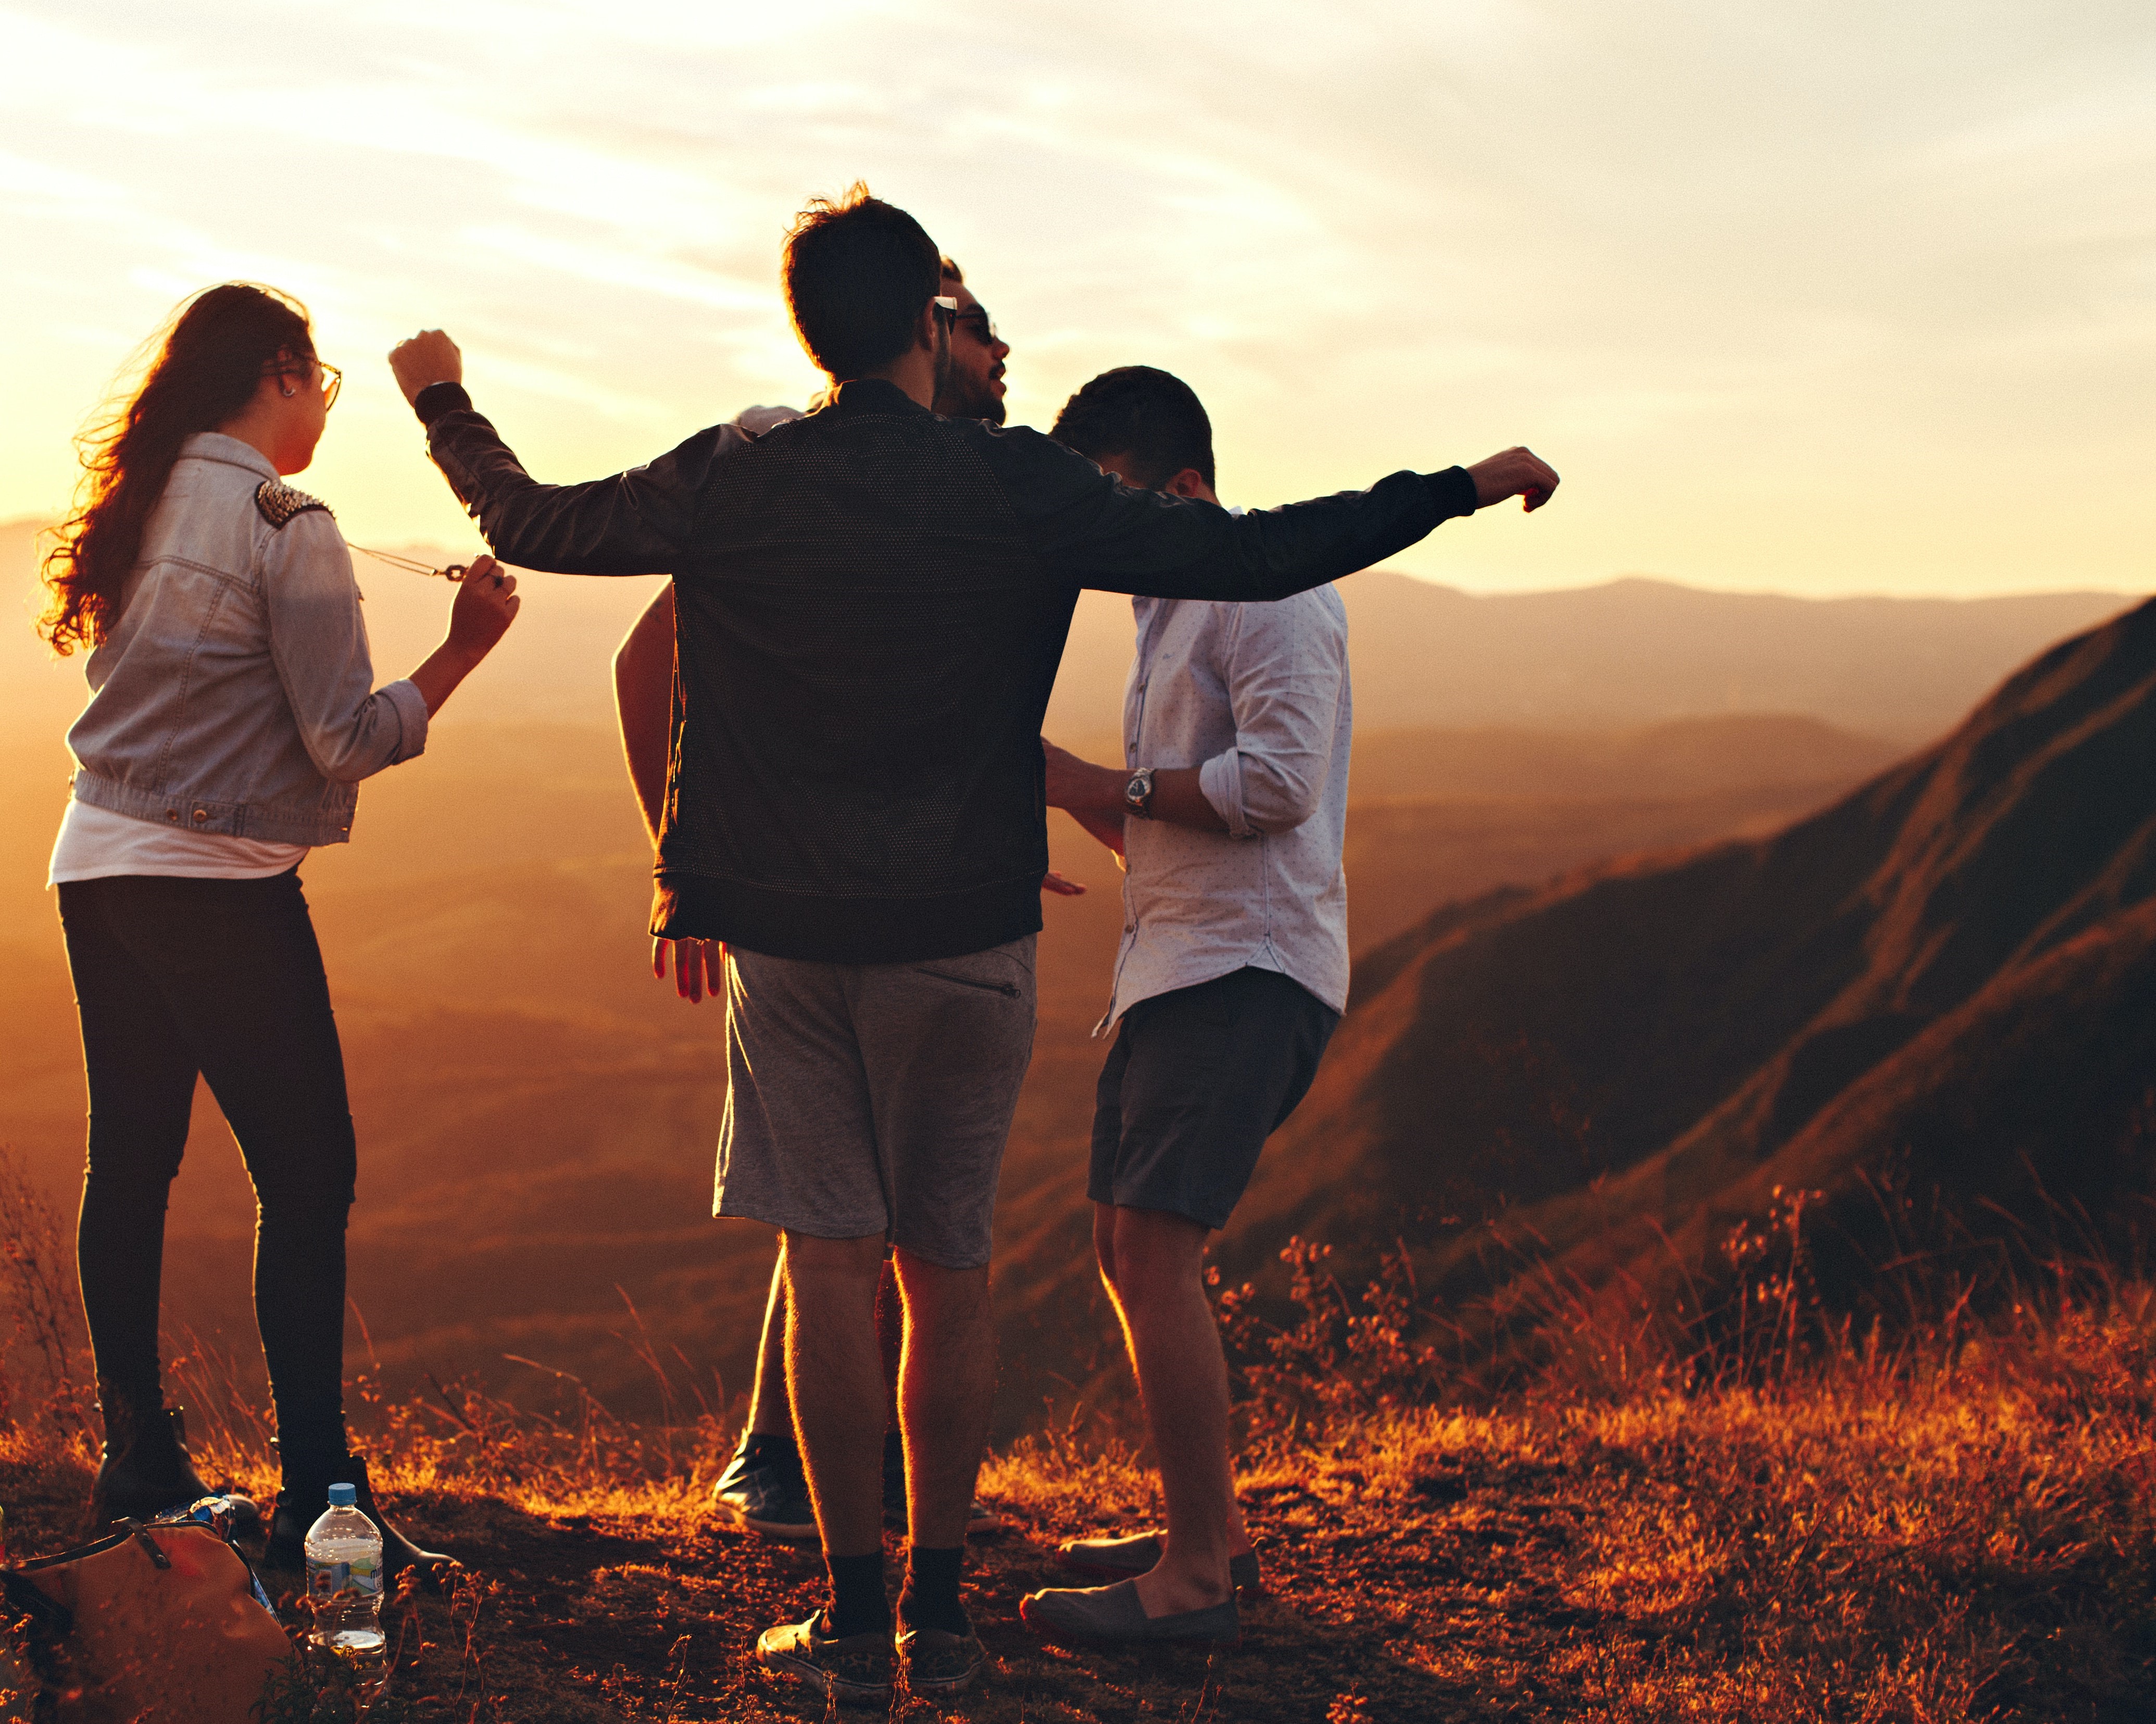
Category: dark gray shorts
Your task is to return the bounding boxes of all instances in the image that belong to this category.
[716,935,1037,1269]
[1088,967,1340,1230]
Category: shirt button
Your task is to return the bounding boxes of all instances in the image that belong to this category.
[192,807,209,823]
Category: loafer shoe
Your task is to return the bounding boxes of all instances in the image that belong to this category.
[1019,1578,1239,1644]
[755,1614,894,1708]
[1058,1531,1260,1592]
[712,1434,817,1542]
[897,1623,987,1696]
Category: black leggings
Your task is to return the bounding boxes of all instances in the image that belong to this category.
[58,870,356,1472]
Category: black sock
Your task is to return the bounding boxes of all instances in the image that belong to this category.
[749,1427,798,1463]
[899,1545,968,1635]
[825,1551,889,1639]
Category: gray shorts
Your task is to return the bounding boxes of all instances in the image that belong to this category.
[715,935,1037,1269]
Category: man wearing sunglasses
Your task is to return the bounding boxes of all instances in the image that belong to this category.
[609,254,1025,1558]
[388,181,1552,1704]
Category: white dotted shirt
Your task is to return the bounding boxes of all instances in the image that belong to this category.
[1100,577,1351,1032]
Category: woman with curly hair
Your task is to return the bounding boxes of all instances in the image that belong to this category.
[41,282,519,1576]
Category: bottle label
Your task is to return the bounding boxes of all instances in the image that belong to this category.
[307,1553,382,1600]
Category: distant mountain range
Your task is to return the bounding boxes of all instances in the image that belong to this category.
[1051,572,2133,747]
[3,515,2133,747]
[1231,594,2156,1328]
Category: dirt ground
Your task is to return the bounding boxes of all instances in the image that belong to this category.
[12,1381,2152,1723]
[4,1440,1580,1723]
[323,1473,1568,1722]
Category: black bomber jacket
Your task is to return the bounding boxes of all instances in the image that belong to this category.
[417,378,1476,964]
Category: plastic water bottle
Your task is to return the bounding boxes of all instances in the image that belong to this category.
[304,1484,384,1655]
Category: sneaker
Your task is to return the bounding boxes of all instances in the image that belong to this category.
[881,1433,1004,1538]
[755,1613,893,1708]
[898,1623,987,1696]
[712,1434,817,1542]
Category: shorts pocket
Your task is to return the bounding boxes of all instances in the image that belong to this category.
[911,965,1021,998]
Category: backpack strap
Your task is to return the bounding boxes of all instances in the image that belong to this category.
[254,478,333,528]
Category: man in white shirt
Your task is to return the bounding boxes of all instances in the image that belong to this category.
[1023,366,1555,1643]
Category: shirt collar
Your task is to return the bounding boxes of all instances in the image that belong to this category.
[179,432,281,481]
[822,378,935,418]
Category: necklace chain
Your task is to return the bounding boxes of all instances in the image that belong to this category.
[349,543,469,581]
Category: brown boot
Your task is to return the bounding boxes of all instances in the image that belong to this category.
[86,1384,215,1533]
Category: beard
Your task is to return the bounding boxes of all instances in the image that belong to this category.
[934,370,1006,424]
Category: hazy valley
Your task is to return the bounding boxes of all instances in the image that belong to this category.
[0,516,2142,1435]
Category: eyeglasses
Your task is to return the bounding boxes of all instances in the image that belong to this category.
[265,357,341,410]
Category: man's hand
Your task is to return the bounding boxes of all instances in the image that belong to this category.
[1043,738,1127,858]
[1465,447,1560,512]
[388,329,464,406]
[654,936,726,1004]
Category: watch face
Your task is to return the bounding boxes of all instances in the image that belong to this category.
[1126,774,1147,800]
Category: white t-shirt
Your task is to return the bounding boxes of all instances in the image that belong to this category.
[48,797,307,885]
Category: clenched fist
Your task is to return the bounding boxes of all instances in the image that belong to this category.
[1465,446,1560,512]
[388,330,463,406]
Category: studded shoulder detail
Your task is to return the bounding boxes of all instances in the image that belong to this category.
[254,478,333,528]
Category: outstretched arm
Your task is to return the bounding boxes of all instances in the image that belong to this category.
[989,427,1557,605]
[389,330,732,576]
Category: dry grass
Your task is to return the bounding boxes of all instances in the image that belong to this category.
[7,1135,2156,1720]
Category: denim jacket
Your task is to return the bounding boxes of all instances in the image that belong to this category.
[65,433,428,846]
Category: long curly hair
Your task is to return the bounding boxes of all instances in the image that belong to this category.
[39,283,315,655]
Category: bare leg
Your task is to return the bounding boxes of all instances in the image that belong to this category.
[891,1249,995,1549]
[782,1230,886,1556]
[876,1258,904,1430]
[747,1250,792,1435]
[1094,1202,1247,1616]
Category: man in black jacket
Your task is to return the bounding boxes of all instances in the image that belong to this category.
[389,181,1556,1705]
[611,254,1029,1556]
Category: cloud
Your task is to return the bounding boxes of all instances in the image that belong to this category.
[0,0,2150,593]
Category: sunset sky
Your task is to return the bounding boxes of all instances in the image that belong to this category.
[1,1,2150,597]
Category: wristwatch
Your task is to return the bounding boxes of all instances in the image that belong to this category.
[1123,767,1157,819]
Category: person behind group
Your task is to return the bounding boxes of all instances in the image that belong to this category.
[612,256,1023,1546]
[384,181,1552,1705]
[39,282,520,1574]
[1021,365,1447,1640]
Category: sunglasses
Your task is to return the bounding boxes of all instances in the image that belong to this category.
[931,298,1001,347]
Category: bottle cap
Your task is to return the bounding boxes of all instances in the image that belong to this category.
[327,1483,357,1506]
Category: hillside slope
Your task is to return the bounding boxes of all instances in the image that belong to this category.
[1235,595,2156,1306]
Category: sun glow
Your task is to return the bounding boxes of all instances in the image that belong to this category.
[1,1,2152,595]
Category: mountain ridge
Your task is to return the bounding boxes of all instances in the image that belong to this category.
[1230,594,2156,1323]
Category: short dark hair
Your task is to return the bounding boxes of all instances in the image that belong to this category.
[939,255,964,283]
[1049,366,1214,491]
[783,182,942,379]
